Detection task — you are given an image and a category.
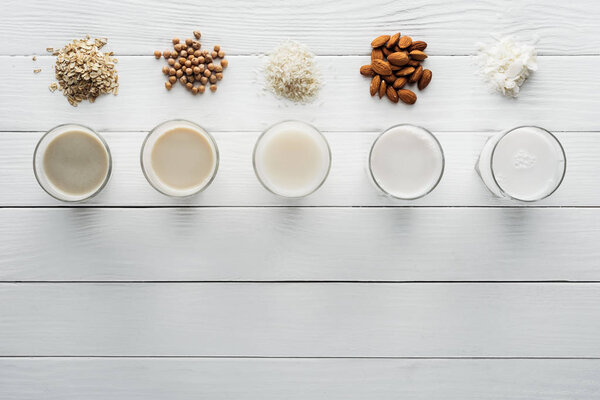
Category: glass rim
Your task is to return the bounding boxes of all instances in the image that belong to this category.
[33,123,112,203]
[140,119,219,198]
[368,123,445,200]
[489,125,567,202]
[252,120,331,198]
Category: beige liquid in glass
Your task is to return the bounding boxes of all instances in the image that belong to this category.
[43,130,109,196]
[150,127,215,193]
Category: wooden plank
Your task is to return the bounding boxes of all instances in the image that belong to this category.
[1,283,599,357]
[1,0,598,55]
[1,208,600,281]
[1,56,598,132]
[0,131,598,207]
[1,358,599,400]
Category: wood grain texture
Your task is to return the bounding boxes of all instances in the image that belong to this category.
[1,283,600,357]
[1,208,599,281]
[1,131,598,207]
[1,56,599,132]
[1,358,599,400]
[1,0,598,55]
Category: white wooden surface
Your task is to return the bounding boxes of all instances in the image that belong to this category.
[1,0,600,398]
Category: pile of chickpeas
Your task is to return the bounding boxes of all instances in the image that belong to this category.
[154,31,228,94]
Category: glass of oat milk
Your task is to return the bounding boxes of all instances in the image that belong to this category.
[369,124,445,199]
[475,126,566,202]
[34,124,112,202]
[141,120,219,197]
[253,120,331,198]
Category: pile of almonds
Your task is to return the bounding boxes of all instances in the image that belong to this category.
[154,30,227,95]
[360,33,432,104]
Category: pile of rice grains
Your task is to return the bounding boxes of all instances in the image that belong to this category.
[154,30,227,95]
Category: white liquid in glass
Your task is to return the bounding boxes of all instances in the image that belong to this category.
[369,125,444,199]
[476,126,566,201]
[254,121,331,197]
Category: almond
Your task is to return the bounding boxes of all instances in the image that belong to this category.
[418,69,432,90]
[371,48,383,61]
[408,59,421,67]
[386,33,400,49]
[395,66,415,76]
[371,35,390,48]
[409,41,427,52]
[398,89,417,104]
[378,79,387,98]
[386,86,399,103]
[398,35,412,49]
[409,50,428,61]
[382,46,392,57]
[360,64,374,76]
[370,75,380,96]
[387,52,409,66]
[408,65,423,83]
[382,74,396,84]
[392,77,407,90]
[371,59,392,76]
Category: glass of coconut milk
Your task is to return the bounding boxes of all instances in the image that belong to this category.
[253,120,331,198]
[141,120,219,197]
[369,124,445,200]
[475,126,566,202]
[34,124,112,202]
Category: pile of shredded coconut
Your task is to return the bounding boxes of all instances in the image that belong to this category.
[476,37,537,97]
[264,41,321,103]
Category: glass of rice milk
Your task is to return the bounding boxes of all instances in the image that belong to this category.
[253,120,331,198]
[141,120,219,197]
[476,126,566,202]
[369,124,445,200]
[34,124,112,202]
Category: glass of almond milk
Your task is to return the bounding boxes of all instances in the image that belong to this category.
[369,124,445,200]
[253,120,331,198]
[141,120,219,197]
[476,126,566,202]
[34,124,112,202]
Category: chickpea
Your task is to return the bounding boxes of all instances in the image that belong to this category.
[216,72,223,81]
[200,76,208,85]
[198,56,205,64]
[194,50,202,57]
[210,84,217,92]
[198,85,206,93]
[178,57,186,64]
[185,68,193,75]
[172,38,180,45]
[186,82,193,90]
[215,65,223,73]
[187,54,194,61]
[167,58,175,66]
[198,65,205,72]
[218,50,225,58]
[163,50,171,58]
[187,47,194,54]
[203,69,211,77]
[220,59,228,68]
[188,75,195,83]
[180,50,187,58]
[176,69,183,78]
[185,60,192,68]
[154,50,161,59]
[211,51,218,59]
[192,58,199,66]
[169,68,176,76]
[174,44,182,52]
[214,45,220,52]
[193,66,201,75]
[162,66,169,75]
[205,56,212,63]
[193,30,201,39]
[185,38,193,46]
[192,42,200,50]
[207,63,215,71]
[165,81,172,90]
[209,74,217,84]
[194,74,202,81]
[168,76,177,84]
[192,86,198,95]
[180,76,187,84]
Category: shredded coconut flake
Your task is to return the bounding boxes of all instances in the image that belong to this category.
[476,37,537,97]
[264,41,321,103]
